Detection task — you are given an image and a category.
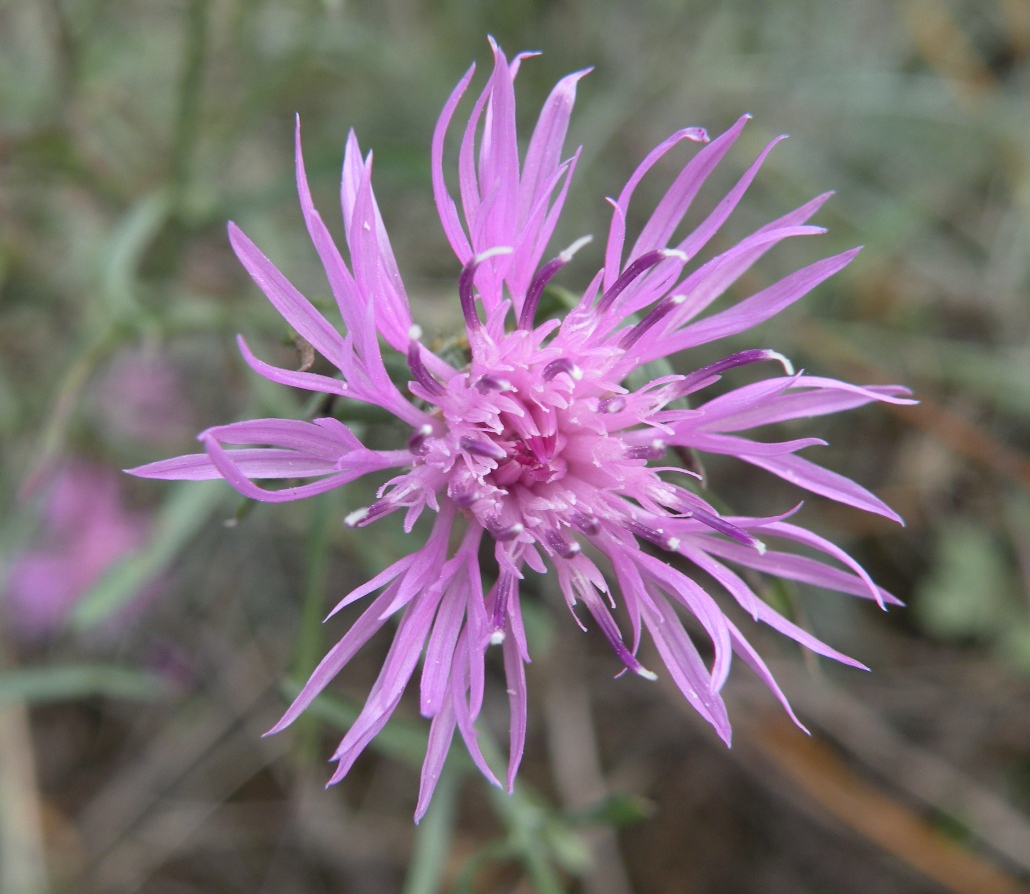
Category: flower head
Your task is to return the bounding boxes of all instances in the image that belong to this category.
[130,40,913,820]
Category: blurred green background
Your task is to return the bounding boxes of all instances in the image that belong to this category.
[2,1,1030,892]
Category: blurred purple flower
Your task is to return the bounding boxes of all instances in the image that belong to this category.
[130,41,913,819]
[5,462,151,639]
[95,348,196,449]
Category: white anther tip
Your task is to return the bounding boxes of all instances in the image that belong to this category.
[344,507,369,528]
[755,539,767,555]
[767,350,795,376]
[489,630,506,646]
[637,667,659,681]
[475,245,514,263]
[662,248,688,262]
[408,324,423,341]
[571,364,583,380]
[560,234,594,262]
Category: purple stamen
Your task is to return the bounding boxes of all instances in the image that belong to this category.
[459,435,507,461]
[449,488,478,509]
[544,528,581,559]
[596,248,684,315]
[624,517,678,551]
[407,341,445,397]
[626,440,665,461]
[458,247,513,332]
[589,606,658,680]
[476,375,513,393]
[620,293,686,349]
[407,423,434,455]
[518,235,592,330]
[489,571,517,644]
[598,395,626,414]
[343,499,394,529]
[673,349,795,399]
[692,506,766,553]
[542,358,583,382]
[487,518,524,541]
[570,510,601,536]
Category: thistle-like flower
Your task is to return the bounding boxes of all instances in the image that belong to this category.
[131,40,912,819]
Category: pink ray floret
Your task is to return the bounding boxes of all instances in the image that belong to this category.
[129,39,914,821]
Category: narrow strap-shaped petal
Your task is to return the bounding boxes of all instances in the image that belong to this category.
[701,378,915,432]
[636,552,732,692]
[451,631,500,786]
[604,127,709,290]
[415,696,457,822]
[642,247,861,361]
[629,114,751,263]
[294,119,366,336]
[764,520,889,605]
[328,584,445,780]
[680,545,867,667]
[479,37,520,253]
[508,151,580,308]
[502,627,527,792]
[267,586,398,734]
[724,618,809,731]
[673,431,828,457]
[672,134,788,263]
[199,432,376,503]
[129,416,375,481]
[740,450,903,524]
[641,595,731,742]
[228,223,346,364]
[432,63,477,263]
[458,73,491,243]
[348,149,414,351]
[693,535,900,605]
[519,68,589,227]
[236,335,350,396]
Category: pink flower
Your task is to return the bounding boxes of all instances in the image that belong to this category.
[5,462,151,639]
[130,40,913,820]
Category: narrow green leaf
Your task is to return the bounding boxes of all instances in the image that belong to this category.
[0,665,166,705]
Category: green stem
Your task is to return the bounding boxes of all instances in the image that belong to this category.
[292,492,335,762]
[402,764,461,894]
[171,0,209,192]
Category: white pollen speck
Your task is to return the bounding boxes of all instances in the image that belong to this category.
[344,507,369,528]
[408,324,423,341]
[670,294,687,305]
[652,439,665,449]
[666,537,681,551]
[571,364,583,380]
[363,222,371,231]
[420,423,433,435]
[755,539,768,555]
[489,630,506,645]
